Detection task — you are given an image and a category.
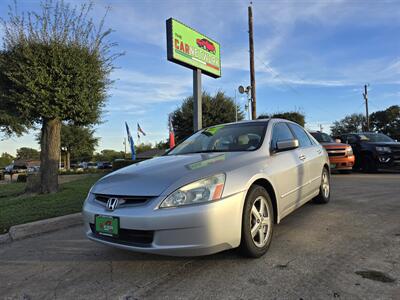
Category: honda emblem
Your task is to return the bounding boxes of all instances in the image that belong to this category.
[106,198,119,211]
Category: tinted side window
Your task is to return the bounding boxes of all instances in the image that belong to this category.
[288,123,313,147]
[271,123,295,150]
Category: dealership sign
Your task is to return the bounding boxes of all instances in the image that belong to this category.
[166,18,221,78]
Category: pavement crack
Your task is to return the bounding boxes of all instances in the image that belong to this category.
[53,266,74,299]
[274,257,296,269]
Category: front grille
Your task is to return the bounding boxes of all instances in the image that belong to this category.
[327,152,346,157]
[94,194,149,207]
[391,147,400,159]
[90,224,154,247]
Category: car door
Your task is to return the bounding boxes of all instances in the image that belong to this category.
[268,122,307,217]
[287,123,322,199]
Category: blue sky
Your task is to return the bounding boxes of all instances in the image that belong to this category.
[1,0,399,156]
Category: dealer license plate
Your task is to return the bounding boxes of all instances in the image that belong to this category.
[95,215,119,237]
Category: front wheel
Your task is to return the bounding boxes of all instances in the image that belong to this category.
[313,168,330,204]
[239,185,274,258]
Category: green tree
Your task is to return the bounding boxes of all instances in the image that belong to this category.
[171,91,244,142]
[258,111,306,127]
[330,113,365,137]
[155,140,169,150]
[16,147,40,160]
[370,105,400,140]
[0,1,120,193]
[94,149,125,162]
[61,124,99,169]
[135,143,153,154]
[0,152,14,168]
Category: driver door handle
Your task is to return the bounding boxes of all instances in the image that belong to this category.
[299,154,306,161]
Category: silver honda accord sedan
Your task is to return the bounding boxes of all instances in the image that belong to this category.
[83,119,330,257]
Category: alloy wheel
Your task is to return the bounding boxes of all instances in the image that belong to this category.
[322,171,330,198]
[250,196,271,248]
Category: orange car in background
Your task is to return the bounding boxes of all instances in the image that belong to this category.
[310,131,355,173]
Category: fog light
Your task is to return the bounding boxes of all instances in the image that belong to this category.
[378,157,390,163]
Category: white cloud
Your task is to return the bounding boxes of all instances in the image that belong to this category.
[103,69,193,117]
[110,69,192,104]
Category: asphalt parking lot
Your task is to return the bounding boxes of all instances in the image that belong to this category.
[1,173,399,299]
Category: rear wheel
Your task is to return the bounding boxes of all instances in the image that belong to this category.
[313,168,330,204]
[239,185,274,258]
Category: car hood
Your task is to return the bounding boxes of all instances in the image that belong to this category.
[364,142,400,147]
[91,152,250,196]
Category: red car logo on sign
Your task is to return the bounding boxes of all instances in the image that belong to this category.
[196,38,216,54]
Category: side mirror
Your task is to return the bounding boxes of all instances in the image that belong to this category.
[276,139,299,152]
[335,139,341,143]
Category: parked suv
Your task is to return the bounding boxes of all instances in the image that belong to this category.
[340,132,400,172]
[310,131,355,173]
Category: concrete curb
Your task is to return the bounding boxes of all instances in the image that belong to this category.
[0,233,11,244]
[0,213,83,244]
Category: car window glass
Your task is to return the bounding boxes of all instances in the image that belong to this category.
[288,123,313,147]
[271,123,294,150]
[168,123,266,155]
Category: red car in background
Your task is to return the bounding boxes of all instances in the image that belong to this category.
[196,38,216,54]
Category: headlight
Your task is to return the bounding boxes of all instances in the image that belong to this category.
[345,146,353,156]
[160,174,225,208]
[376,146,391,153]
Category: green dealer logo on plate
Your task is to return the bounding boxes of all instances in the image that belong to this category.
[166,18,221,78]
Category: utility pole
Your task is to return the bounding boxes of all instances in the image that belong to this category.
[363,84,369,131]
[234,89,238,122]
[248,4,256,120]
[319,124,323,132]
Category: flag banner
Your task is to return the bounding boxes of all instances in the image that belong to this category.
[137,123,146,136]
[169,116,175,149]
[125,122,136,160]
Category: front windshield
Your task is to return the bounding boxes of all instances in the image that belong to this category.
[168,123,267,155]
[310,132,334,143]
[358,133,394,143]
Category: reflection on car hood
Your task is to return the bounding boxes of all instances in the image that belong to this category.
[91,152,249,196]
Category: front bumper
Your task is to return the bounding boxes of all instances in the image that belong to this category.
[82,191,246,256]
[329,155,355,170]
[375,153,400,170]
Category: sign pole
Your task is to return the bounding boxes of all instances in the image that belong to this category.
[193,68,202,132]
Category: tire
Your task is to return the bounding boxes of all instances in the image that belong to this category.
[239,185,274,258]
[361,155,377,173]
[313,167,331,204]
